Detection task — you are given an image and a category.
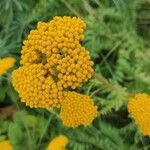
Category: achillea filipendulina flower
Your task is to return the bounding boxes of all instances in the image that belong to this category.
[12,64,64,109]
[60,92,98,127]
[0,57,16,75]
[128,93,150,136]
[20,16,93,89]
[12,16,94,109]
[47,135,68,150]
[0,140,13,150]
[21,16,86,66]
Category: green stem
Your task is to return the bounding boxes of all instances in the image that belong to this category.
[93,72,118,91]
[37,114,53,149]
[61,0,83,18]
[49,110,59,118]
[23,121,33,150]
[90,87,103,96]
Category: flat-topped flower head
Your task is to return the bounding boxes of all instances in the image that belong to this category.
[0,140,13,150]
[47,135,68,150]
[128,93,150,136]
[60,92,98,127]
[0,57,16,75]
[20,16,93,89]
[12,64,64,109]
[21,16,86,66]
[12,16,94,109]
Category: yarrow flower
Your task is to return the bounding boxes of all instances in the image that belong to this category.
[60,92,98,127]
[12,64,64,108]
[128,93,150,136]
[12,16,94,109]
[0,140,13,150]
[47,135,68,150]
[0,57,16,75]
[21,16,93,89]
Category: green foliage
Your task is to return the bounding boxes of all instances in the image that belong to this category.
[0,0,149,150]
[7,110,54,150]
[0,117,9,140]
[0,74,18,104]
[0,80,7,102]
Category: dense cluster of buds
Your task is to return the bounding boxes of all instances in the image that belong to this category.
[47,135,68,150]
[20,16,93,89]
[12,64,65,108]
[12,16,97,127]
[60,92,98,127]
[128,93,150,136]
[0,140,13,150]
[0,57,16,75]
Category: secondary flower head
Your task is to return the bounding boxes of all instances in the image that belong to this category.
[12,64,64,109]
[0,140,13,150]
[20,16,93,89]
[47,135,68,150]
[60,92,98,127]
[0,57,16,75]
[128,93,150,136]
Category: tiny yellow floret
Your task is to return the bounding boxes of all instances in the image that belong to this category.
[0,140,13,150]
[0,57,16,75]
[47,135,68,150]
[60,92,98,127]
[128,93,150,136]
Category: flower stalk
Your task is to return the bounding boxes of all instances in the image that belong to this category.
[93,72,118,91]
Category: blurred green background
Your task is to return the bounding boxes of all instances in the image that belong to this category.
[0,0,150,150]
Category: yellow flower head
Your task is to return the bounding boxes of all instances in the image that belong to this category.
[0,140,13,150]
[47,135,68,150]
[128,93,150,136]
[60,92,98,127]
[20,16,93,89]
[12,64,64,109]
[0,57,16,75]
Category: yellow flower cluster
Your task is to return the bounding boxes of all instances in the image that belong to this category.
[20,16,93,89]
[12,16,94,109]
[21,16,86,65]
[128,93,150,136]
[0,140,13,150]
[60,92,98,127]
[12,64,64,108]
[56,47,93,89]
[0,57,16,75]
[47,135,68,150]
